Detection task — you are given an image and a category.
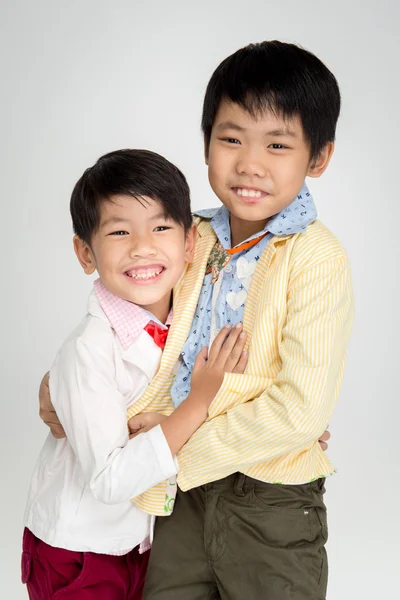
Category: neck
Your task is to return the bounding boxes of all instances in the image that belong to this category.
[141,293,172,324]
[230,214,268,247]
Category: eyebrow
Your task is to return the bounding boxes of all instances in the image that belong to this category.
[149,211,171,221]
[100,216,130,228]
[215,121,297,138]
[215,121,246,133]
[266,128,297,138]
[100,211,170,228]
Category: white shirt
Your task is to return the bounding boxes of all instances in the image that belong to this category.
[24,290,177,554]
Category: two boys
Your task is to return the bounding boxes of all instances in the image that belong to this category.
[36,40,353,599]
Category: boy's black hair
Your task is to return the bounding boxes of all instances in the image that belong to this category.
[70,149,192,244]
[202,40,341,161]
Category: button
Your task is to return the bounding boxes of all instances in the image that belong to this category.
[225,264,233,273]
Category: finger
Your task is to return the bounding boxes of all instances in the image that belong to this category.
[128,417,145,431]
[231,350,248,374]
[40,410,61,425]
[38,372,50,397]
[129,427,142,436]
[129,425,150,439]
[210,324,243,367]
[318,441,328,452]
[192,346,208,371]
[221,328,247,371]
[50,424,66,439]
[207,325,233,361]
[43,416,62,426]
[128,422,142,432]
[39,378,55,415]
[319,430,331,442]
[39,371,50,391]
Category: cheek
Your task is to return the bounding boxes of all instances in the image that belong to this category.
[164,238,187,266]
[275,157,308,186]
[208,163,226,194]
[97,244,123,270]
[208,149,229,182]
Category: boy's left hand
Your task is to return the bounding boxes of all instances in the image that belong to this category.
[318,429,330,451]
[128,413,168,438]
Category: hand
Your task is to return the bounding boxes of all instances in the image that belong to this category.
[159,325,248,456]
[128,413,168,438]
[38,372,66,439]
[318,428,330,451]
[190,323,248,410]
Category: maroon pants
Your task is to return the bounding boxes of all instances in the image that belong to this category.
[21,528,150,599]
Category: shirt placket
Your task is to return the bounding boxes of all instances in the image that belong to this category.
[210,269,225,344]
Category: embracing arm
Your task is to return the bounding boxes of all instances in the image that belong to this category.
[49,338,177,505]
[41,325,249,504]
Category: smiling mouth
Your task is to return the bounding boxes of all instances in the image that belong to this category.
[232,187,268,199]
[124,266,165,281]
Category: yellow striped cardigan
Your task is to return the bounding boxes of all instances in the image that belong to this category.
[127,216,354,515]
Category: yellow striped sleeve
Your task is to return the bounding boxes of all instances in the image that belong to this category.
[176,253,354,489]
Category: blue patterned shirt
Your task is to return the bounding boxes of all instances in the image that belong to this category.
[171,183,317,407]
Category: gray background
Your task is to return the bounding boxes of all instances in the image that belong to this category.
[1,0,399,597]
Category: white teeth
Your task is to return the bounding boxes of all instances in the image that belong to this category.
[236,188,262,198]
[127,268,163,280]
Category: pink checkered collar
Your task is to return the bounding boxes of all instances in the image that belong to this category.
[93,279,172,350]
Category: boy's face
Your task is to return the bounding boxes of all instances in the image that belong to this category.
[74,195,195,323]
[206,101,333,244]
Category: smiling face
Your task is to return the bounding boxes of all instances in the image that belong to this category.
[74,195,195,323]
[206,101,334,245]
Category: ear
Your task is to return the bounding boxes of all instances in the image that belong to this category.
[73,236,97,275]
[184,224,197,263]
[307,142,335,178]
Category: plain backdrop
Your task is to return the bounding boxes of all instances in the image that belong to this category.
[1,0,399,598]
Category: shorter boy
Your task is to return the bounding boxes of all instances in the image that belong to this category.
[22,149,247,600]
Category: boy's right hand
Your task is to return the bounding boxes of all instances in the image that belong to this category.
[190,323,248,410]
[159,324,248,456]
[39,372,66,439]
[128,412,168,438]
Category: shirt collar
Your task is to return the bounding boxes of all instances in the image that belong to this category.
[93,279,171,350]
[194,182,317,250]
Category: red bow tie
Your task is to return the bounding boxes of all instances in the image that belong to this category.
[144,322,169,349]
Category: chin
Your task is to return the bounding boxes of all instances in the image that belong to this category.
[132,292,162,306]
[233,205,273,222]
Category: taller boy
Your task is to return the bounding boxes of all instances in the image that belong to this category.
[140,41,353,599]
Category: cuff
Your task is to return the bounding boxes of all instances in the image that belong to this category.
[147,425,179,479]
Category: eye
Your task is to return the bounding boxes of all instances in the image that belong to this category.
[108,230,128,236]
[269,143,287,150]
[221,138,241,145]
[154,226,171,232]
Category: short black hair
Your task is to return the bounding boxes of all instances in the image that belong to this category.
[70,149,192,244]
[202,40,341,161]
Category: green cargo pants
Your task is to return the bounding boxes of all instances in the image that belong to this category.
[143,473,328,599]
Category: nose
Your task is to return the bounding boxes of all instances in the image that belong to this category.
[129,233,157,258]
[236,147,267,178]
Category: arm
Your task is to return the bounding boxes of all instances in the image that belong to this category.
[50,338,178,505]
[50,325,248,505]
[127,324,248,455]
[39,382,331,451]
[177,256,353,479]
